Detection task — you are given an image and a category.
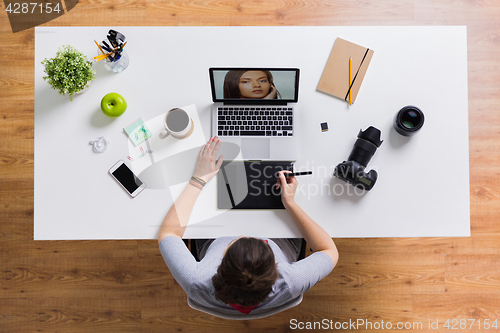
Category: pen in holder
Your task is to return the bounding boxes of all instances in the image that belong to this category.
[102,49,129,73]
[94,30,129,73]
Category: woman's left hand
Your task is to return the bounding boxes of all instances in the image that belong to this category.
[193,136,224,183]
[263,86,277,99]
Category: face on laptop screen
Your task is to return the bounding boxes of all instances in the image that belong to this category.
[210,68,299,102]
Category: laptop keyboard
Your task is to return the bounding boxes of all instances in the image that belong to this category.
[217,106,294,137]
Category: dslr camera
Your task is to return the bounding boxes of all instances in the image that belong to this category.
[334,126,383,191]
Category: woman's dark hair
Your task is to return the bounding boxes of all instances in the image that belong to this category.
[212,237,278,307]
[223,70,280,99]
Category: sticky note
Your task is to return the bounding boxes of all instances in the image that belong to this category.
[124,118,152,146]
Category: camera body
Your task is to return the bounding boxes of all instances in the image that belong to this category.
[334,160,378,191]
[334,126,383,191]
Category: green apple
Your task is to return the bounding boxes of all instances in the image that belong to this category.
[101,93,127,117]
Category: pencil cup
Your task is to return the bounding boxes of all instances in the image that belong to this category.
[102,49,129,73]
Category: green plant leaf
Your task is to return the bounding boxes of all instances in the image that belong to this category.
[41,45,96,102]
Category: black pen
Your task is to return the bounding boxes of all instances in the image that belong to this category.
[101,41,113,52]
[276,171,313,178]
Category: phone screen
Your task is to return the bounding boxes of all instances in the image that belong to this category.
[112,163,143,194]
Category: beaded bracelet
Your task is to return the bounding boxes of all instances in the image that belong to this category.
[189,180,203,190]
[191,176,206,187]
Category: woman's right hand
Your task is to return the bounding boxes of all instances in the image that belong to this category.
[276,171,298,207]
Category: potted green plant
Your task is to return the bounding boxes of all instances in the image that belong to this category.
[41,45,95,101]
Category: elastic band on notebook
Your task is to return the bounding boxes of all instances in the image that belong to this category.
[344,48,370,101]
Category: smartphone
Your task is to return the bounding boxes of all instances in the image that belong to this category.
[108,160,146,197]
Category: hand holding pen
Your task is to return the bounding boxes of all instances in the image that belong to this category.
[276,171,299,207]
[275,170,312,179]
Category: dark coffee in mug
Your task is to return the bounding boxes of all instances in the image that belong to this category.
[159,108,194,140]
[166,109,190,132]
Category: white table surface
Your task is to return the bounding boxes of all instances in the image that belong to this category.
[34,26,470,240]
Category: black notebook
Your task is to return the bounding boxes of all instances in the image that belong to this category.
[217,161,293,209]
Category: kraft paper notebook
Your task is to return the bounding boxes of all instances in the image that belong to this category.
[317,38,374,104]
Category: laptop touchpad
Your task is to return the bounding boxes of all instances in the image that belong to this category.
[241,138,270,160]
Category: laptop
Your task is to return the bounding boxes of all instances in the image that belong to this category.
[210,68,300,161]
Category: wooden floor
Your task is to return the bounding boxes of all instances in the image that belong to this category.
[1,1,500,332]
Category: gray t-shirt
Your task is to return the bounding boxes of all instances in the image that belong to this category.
[159,236,334,317]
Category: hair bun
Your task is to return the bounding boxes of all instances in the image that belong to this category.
[242,270,254,285]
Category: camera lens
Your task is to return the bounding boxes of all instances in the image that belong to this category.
[348,126,383,167]
[394,106,424,136]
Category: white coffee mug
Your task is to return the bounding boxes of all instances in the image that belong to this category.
[159,108,194,140]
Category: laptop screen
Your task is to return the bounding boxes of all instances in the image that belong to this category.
[209,68,300,104]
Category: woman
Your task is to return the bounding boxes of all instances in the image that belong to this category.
[223,70,280,99]
[158,136,338,319]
